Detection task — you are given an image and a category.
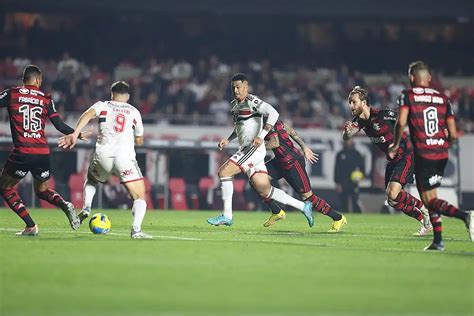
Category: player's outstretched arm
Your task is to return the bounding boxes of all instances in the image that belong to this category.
[342,121,359,141]
[265,134,280,150]
[218,130,236,150]
[253,101,279,147]
[388,106,409,159]
[285,123,319,164]
[58,108,96,149]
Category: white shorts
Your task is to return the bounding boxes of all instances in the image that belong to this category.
[88,154,143,184]
[228,144,267,178]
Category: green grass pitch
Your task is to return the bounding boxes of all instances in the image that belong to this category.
[1,208,473,316]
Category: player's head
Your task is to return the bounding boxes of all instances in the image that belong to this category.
[110,81,130,102]
[408,61,431,87]
[22,65,42,87]
[231,73,249,102]
[348,86,369,117]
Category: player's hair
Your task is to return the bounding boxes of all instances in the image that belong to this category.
[348,86,369,104]
[408,61,429,76]
[231,73,248,82]
[22,65,42,83]
[111,81,130,94]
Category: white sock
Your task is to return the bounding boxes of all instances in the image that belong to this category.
[132,199,147,232]
[83,179,97,212]
[221,177,233,219]
[268,187,305,211]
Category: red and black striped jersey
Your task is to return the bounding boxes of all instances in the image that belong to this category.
[353,108,412,161]
[0,85,59,155]
[265,120,303,168]
[397,86,454,160]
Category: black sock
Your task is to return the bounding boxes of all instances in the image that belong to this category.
[326,210,342,221]
[266,199,283,214]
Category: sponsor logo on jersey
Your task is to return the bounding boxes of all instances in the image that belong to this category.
[19,88,29,94]
[0,91,7,99]
[15,170,27,177]
[369,136,386,144]
[426,138,445,146]
[23,132,41,139]
[412,87,425,94]
[373,123,381,131]
[428,174,443,186]
[121,169,134,177]
[40,170,50,178]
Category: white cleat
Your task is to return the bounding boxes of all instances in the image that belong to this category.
[62,202,80,230]
[414,222,433,236]
[131,230,153,239]
[466,210,474,242]
[15,224,39,236]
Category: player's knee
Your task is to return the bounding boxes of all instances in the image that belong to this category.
[386,186,400,202]
[34,181,48,194]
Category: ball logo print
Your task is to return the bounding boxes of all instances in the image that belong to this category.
[89,213,111,234]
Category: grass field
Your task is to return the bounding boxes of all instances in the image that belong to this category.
[1,208,473,316]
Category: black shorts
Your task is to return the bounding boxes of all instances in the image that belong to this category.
[2,153,51,181]
[414,157,447,192]
[385,154,415,188]
[266,157,311,194]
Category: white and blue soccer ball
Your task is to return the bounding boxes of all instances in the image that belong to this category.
[89,213,111,234]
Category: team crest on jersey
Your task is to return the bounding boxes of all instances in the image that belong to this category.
[428,174,443,186]
[40,171,50,178]
[15,170,27,177]
[373,123,381,131]
[412,87,425,94]
[19,88,29,94]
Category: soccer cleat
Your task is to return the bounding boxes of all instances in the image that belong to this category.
[414,220,433,236]
[329,215,347,233]
[263,210,286,227]
[301,202,314,227]
[78,208,91,224]
[131,230,153,239]
[420,206,431,227]
[62,202,80,230]
[207,214,233,226]
[423,241,445,251]
[15,225,39,236]
[465,210,474,242]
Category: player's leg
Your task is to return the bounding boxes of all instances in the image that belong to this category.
[0,161,37,236]
[79,155,112,223]
[259,160,286,227]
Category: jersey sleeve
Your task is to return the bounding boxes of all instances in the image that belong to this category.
[379,109,397,128]
[133,110,144,137]
[47,97,59,118]
[0,89,11,108]
[250,95,279,126]
[90,101,105,116]
[446,99,455,118]
[397,90,411,109]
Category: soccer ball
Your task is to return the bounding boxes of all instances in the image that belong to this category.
[89,213,111,234]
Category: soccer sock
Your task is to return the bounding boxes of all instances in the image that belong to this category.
[267,187,305,211]
[429,213,443,244]
[83,179,97,211]
[132,198,147,232]
[262,197,283,214]
[220,177,233,219]
[1,188,35,227]
[391,191,424,221]
[427,198,467,221]
[305,194,342,221]
[36,189,67,209]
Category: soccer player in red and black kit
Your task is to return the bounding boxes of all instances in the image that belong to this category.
[0,65,82,236]
[388,61,473,251]
[344,86,432,235]
[262,120,347,232]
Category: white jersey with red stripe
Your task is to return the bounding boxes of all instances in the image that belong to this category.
[230,94,279,148]
[90,100,143,158]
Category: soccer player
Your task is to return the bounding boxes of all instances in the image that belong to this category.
[262,120,347,232]
[0,65,81,236]
[207,73,313,226]
[58,81,152,239]
[344,86,432,235]
[388,61,473,251]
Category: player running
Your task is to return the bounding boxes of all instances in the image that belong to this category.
[0,65,82,236]
[388,61,473,251]
[58,81,152,239]
[207,73,313,226]
[261,120,347,232]
[344,86,432,235]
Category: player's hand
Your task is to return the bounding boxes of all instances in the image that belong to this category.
[303,147,319,164]
[58,134,78,150]
[387,143,399,159]
[78,126,93,141]
[252,137,263,147]
[218,139,230,151]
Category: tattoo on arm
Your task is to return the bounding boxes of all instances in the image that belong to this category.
[285,123,306,150]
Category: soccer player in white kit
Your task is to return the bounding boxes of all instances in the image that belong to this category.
[58,81,152,239]
[207,73,313,226]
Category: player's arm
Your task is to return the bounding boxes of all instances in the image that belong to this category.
[445,101,457,146]
[265,134,280,150]
[134,112,144,146]
[389,106,409,156]
[285,122,318,164]
[58,108,96,149]
[253,100,279,146]
[218,129,236,150]
[342,121,360,141]
[0,89,11,108]
[47,98,88,139]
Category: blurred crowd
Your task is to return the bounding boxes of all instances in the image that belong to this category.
[0,55,473,132]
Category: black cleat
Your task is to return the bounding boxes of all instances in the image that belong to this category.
[424,241,445,252]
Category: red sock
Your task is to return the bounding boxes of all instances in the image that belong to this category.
[2,188,35,227]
